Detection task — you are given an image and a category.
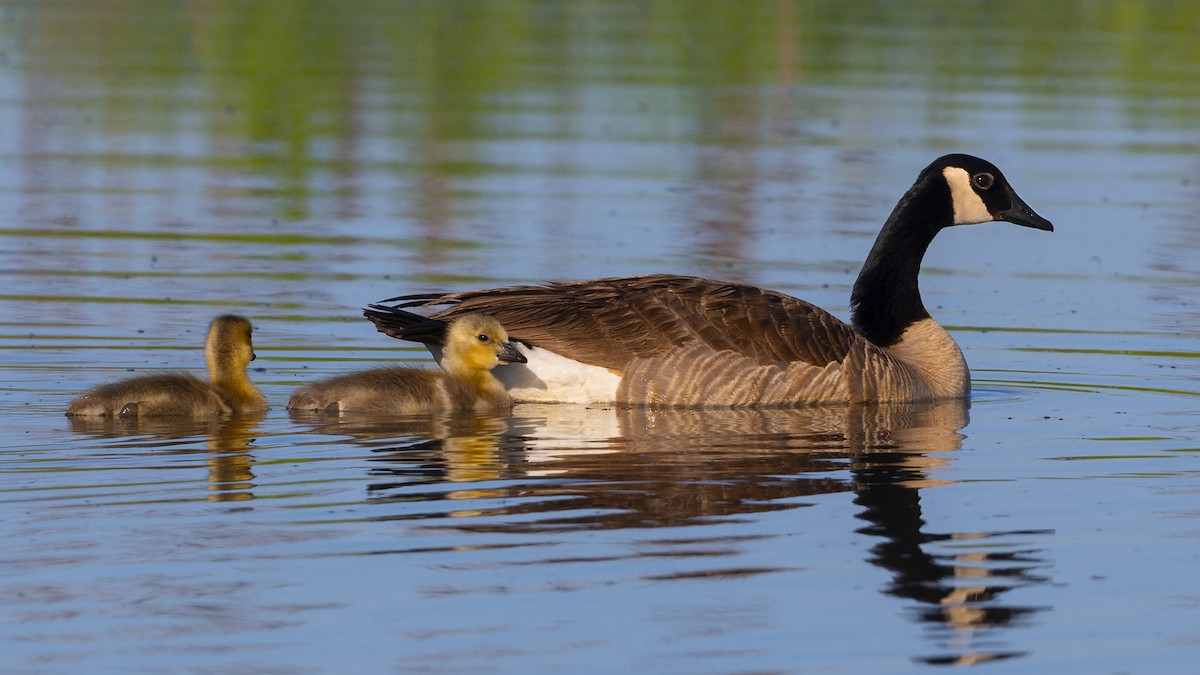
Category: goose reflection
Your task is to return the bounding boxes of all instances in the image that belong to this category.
[353,400,1050,664]
[851,447,1050,666]
[67,412,265,502]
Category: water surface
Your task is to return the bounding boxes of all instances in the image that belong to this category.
[3,2,1200,672]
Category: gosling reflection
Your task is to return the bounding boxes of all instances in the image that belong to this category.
[359,399,1049,664]
[288,408,515,490]
[288,408,508,449]
[201,414,262,502]
[67,412,264,502]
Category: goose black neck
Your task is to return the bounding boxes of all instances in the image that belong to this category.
[849,172,952,347]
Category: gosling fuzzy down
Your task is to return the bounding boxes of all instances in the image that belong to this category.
[287,313,526,415]
[67,314,268,417]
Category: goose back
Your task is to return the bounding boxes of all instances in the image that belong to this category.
[370,275,861,371]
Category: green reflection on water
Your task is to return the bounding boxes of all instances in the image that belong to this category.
[974,377,1200,397]
[951,326,1163,337]
[0,294,296,308]
[5,0,1199,221]
[0,228,477,249]
[1015,347,1200,359]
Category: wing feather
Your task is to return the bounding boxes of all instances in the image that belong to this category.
[367,274,863,372]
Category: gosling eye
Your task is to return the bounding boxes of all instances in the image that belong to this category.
[477,334,491,343]
[972,172,995,190]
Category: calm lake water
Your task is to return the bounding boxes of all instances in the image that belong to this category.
[3,2,1200,672]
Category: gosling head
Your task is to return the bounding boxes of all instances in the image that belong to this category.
[934,154,1053,231]
[442,313,527,374]
[206,314,257,375]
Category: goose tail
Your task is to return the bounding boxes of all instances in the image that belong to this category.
[363,305,449,346]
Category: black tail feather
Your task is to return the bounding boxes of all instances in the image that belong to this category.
[377,292,463,306]
[362,305,449,346]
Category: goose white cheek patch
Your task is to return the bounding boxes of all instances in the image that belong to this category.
[942,166,993,225]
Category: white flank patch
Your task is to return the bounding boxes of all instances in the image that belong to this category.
[429,343,621,404]
[942,166,993,225]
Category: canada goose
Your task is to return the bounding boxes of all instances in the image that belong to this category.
[286,313,526,414]
[66,314,268,417]
[365,154,1052,406]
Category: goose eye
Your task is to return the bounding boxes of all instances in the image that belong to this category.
[477,334,490,343]
[972,172,995,190]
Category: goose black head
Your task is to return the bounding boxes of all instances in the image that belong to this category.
[850,154,1053,347]
[934,153,1053,231]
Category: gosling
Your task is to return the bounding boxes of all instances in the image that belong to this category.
[287,313,526,415]
[66,314,268,417]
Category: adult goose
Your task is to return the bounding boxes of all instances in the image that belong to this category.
[287,313,526,414]
[67,314,268,417]
[365,154,1052,406]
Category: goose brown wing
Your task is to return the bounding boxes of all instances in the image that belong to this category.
[370,274,862,371]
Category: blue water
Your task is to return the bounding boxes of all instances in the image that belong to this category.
[3,2,1200,672]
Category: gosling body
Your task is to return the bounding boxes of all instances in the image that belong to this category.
[287,313,525,415]
[67,314,268,417]
[365,154,1052,407]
